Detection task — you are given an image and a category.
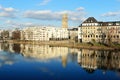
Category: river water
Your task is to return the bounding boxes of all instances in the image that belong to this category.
[0,43,120,80]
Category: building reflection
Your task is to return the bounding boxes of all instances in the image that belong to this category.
[20,44,69,68]
[0,43,120,72]
[77,49,120,73]
[0,43,69,67]
[0,43,21,67]
[0,43,21,53]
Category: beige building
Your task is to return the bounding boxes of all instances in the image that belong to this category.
[78,17,120,43]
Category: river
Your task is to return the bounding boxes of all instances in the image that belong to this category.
[0,43,120,80]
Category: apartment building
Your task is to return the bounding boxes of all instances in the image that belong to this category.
[50,28,68,40]
[21,26,69,41]
[78,17,120,43]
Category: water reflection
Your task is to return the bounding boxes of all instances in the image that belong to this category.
[77,49,120,74]
[20,44,68,67]
[0,43,120,74]
[0,43,69,68]
[0,43,21,67]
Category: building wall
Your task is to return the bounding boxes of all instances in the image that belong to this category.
[79,25,120,43]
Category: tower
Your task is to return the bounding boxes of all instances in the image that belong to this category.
[62,14,68,28]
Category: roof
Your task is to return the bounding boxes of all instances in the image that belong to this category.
[80,17,120,26]
[83,17,98,23]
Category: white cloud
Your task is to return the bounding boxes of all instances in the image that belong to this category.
[4,7,16,12]
[5,20,37,29]
[39,0,51,6]
[24,22,34,26]
[23,9,86,22]
[76,7,84,11]
[0,5,17,18]
[0,12,16,18]
[102,11,120,17]
[5,20,14,24]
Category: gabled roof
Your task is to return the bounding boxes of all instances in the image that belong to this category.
[83,17,98,23]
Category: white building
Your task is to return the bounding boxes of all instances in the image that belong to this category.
[50,28,68,40]
[21,26,69,41]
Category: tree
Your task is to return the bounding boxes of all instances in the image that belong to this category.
[1,30,9,40]
[12,30,21,40]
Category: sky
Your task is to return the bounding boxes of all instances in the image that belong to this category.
[0,0,120,29]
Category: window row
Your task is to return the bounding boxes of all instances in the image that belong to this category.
[84,35,120,38]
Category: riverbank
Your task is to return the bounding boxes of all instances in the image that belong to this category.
[7,40,120,50]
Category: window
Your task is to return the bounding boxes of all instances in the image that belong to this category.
[104,35,106,38]
[117,35,119,38]
[91,35,92,37]
[99,35,101,38]
[96,35,98,38]
[111,35,112,38]
[114,35,116,38]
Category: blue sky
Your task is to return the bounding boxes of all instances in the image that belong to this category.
[0,0,120,29]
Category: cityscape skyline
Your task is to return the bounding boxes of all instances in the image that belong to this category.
[0,0,120,29]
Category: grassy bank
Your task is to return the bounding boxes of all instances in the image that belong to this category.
[7,40,120,50]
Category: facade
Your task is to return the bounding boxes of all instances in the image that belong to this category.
[21,26,69,41]
[68,28,78,42]
[50,28,68,40]
[21,27,51,41]
[78,17,120,43]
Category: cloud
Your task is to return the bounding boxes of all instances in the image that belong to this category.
[0,12,16,18]
[102,11,120,17]
[5,20,37,29]
[0,5,17,12]
[0,5,17,18]
[39,0,51,6]
[23,9,86,22]
[5,20,14,24]
[76,7,84,11]
[0,53,18,67]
